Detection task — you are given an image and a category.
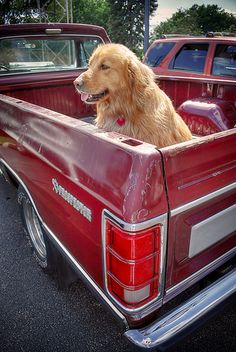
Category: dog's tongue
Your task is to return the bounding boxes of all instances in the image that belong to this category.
[81,92,89,102]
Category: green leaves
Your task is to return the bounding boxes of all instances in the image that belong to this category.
[3,2,234,55]
[0,0,42,24]
[0,0,158,54]
[107,0,158,52]
[152,5,236,40]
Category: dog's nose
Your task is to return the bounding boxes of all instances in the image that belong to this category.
[74,76,84,89]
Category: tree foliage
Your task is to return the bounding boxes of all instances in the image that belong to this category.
[0,0,158,51]
[0,0,44,24]
[152,5,236,39]
[1,2,235,53]
[72,0,110,28]
[107,0,158,51]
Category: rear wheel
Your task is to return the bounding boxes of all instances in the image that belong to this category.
[18,186,52,271]
[18,186,78,287]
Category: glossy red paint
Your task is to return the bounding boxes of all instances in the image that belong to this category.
[158,76,236,110]
[0,93,168,287]
[1,72,94,118]
[160,130,236,209]
[0,22,110,40]
[160,131,236,288]
[178,98,236,135]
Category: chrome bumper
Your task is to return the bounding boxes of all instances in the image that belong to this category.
[125,268,236,350]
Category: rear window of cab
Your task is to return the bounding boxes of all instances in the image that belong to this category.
[0,36,103,75]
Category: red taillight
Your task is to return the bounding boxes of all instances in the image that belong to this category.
[105,219,161,309]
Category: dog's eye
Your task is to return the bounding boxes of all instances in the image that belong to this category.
[100,64,110,70]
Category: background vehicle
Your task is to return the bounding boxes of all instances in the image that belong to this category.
[144,35,236,135]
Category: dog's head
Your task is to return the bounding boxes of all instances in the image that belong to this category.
[73,43,155,105]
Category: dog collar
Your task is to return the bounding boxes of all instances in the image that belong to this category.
[116,117,126,126]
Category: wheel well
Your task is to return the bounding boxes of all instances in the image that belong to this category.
[0,162,19,188]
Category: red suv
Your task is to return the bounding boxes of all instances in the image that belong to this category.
[144,36,236,135]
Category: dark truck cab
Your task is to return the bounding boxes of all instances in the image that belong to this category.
[0,24,235,350]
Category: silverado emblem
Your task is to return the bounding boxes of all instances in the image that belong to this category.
[52,178,92,222]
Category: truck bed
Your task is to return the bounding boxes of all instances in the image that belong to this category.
[1,84,235,294]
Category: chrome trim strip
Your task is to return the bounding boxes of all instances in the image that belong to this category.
[125,268,236,349]
[164,247,236,303]
[171,182,236,217]
[102,209,168,314]
[103,208,168,232]
[0,158,127,326]
[189,204,236,258]
[42,222,126,324]
[156,74,236,85]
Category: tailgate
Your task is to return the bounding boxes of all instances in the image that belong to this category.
[160,130,236,299]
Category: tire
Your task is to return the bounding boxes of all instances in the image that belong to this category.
[18,186,53,271]
[17,186,78,287]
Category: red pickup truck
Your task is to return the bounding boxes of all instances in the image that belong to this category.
[0,23,235,350]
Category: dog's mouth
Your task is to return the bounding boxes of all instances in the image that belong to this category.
[80,90,109,104]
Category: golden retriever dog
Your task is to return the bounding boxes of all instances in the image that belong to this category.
[74,43,192,148]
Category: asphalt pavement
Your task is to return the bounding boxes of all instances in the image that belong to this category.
[0,177,236,352]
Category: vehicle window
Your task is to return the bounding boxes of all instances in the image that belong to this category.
[169,43,209,73]
[0,36,102,75]
[212,44,236,78]
[144,42,175,67]
[79,38,102,67]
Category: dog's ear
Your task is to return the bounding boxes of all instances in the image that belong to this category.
[127,59,155,104]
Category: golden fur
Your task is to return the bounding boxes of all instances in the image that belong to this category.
[74,43,192,148]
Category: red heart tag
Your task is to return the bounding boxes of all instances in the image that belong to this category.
[117,117,125,126]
